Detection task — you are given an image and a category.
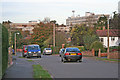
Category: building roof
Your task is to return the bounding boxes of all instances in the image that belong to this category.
[96,29,120,37]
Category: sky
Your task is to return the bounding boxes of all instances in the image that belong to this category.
[1,0,120,24]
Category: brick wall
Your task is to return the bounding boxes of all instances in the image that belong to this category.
[82,51,93,56]
[108,51,120,59]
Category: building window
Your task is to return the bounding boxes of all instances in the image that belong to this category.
[100,38,103,42]
[111,37,115,41]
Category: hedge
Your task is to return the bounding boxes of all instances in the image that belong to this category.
[2,25,9,77]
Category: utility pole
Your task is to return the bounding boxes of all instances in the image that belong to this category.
[107,17,110,59]
[53,23,55,47]
[14,33,16,56]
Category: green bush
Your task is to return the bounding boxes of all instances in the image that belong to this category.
[2,25,9,76]
[90,41,104,51]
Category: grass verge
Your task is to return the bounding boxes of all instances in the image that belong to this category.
[96,57,120,62]
[27,60,34,62]
[18,56,25,58]
[33,65,52,80]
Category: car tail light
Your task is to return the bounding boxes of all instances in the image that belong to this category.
[77,53,82,55]
[65,53,70,55]
[24,51,27,53]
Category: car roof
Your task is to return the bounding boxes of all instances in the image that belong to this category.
[28,44,39,46]
[65,47,79,49]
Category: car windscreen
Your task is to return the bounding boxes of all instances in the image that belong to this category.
[25,46,27,50]
[46,48,51,50]
[66,48,81,52]
[28,46,40,50]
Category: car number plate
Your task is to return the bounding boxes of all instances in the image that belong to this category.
[33,54,37,56]
[71,53,76,55]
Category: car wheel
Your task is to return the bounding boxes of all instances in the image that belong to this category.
[27,56,30,58]
[61,57,65,63]
[78,59,82,62]
[39,56,41,58]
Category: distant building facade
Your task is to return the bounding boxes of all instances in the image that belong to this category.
[56,25,69,32]
[10,21,38,34]
[66,12,109,27]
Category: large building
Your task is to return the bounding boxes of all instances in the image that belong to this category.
[66,12,109,27]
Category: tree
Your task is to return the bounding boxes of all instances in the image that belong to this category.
[110,11,120,29]
[94,15,107,29]
[42,17,50,23]
[83,34,99,50]
[90,41,104,51]
[70,24,98,46]
[31,22,53,47]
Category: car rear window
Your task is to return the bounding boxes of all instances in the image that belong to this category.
[46,48,51,50]
[66,48,81,52]
[28,46,40,50]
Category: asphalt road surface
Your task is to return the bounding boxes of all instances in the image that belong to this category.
[4,52,118,79]
[27,54,118,78]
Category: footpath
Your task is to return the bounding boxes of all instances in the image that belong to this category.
[2,53,35,80]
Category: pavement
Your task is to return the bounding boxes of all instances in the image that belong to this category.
[2,52,119,79]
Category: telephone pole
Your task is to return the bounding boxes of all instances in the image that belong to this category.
[107,17,110,59]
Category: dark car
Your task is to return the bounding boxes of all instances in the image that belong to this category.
[26,44,41,58]
[22,45,28,57]
[61,47,82,63]
[43,48,52,55]
[59,48,64,57]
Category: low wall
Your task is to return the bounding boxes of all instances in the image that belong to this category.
[108,51,119,59]
[17,49,22,52]
[82,51,93,56]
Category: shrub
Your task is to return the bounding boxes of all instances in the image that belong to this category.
[2,25,9,76]
[90,41,104,51]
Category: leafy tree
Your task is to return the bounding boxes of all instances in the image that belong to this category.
[70,24,98,46]
[31,22,53,47]
[90,41,104,51]
[94,15,107,29]
[83,34,99,50]
[110,11,120,29]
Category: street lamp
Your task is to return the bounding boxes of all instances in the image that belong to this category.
[14,32,19,56]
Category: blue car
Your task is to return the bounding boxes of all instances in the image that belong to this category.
[26,44,41,58]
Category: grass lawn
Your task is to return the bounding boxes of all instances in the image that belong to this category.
[33,64,52,79]
[96,57,120,62]
[27,60,34,62]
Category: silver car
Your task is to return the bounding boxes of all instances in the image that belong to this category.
[43,48,52,55]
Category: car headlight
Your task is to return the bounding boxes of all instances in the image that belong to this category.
[38,51,41,53]
[28,52,31,53]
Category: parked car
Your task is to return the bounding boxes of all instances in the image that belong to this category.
[59,48,64,57]
[61,47,82,63]
[22,45,28,57]
[26,44,41,58]
[43,48,52,55]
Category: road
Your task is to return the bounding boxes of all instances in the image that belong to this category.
[4,52,118,79]
[35,55,118,78]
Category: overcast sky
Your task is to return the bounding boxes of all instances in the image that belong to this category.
[1,0,119,24]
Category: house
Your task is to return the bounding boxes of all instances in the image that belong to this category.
[96,29,120,48]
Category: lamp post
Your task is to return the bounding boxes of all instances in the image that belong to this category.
[14,32,19,56]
